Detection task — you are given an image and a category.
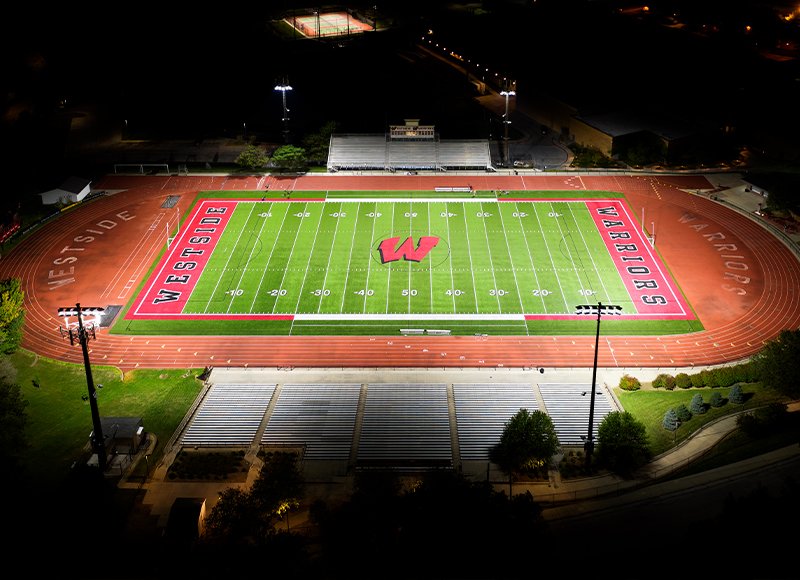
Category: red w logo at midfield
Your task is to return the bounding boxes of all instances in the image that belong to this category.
[378,236,440,263]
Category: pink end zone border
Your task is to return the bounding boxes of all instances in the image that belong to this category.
[126,197,694,322]
[126,198,317,321]
[503,198,693,321]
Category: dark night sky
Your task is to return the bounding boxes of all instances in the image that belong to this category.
[1,1,798,193]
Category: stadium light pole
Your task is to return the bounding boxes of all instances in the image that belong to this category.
[575,302,622,471]
[58,303,107,472]
[500,90,515,166]
[274,82,292,143]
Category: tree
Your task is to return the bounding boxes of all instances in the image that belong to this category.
[675,404,692,422]
[302,120,339,165]
[689,393,706,415]
[269,145,307,173]
[662,408,680,431]
[0,278,25,353]
[596,411,652,475]
[234,144,269,170]
[249,450,303,529]
[752,329,800,398]
[709,391,724,408]
[729,383,745,405]
[202,450,303,545]
[490,408,559,492]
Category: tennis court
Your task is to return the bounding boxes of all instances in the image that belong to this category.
[286,11,372,38]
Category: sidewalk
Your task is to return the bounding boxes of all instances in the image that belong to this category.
[514,401,800,517]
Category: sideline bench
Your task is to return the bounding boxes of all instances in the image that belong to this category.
[434,186,472,193]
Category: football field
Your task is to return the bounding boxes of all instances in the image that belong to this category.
[121,191,695,336]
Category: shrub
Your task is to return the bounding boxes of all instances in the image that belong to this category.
[651,373,676,390]
[619,374,641,391]
[709,391,725,408]
[662,408,680,431]
[729,383,745,404]
[675,372,692,389]
[715,365,737,387]
[675,404,692,422]
[690,372,706,388]
[689,393,706,415]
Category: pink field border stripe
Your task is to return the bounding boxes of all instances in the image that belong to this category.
[584,199,693,319]
[126,200,294,321]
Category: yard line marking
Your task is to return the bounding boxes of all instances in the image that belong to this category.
[227,202,270,313]
[549,201,584,296]
[249,201,289,313]
[407,200,413,314]
[567,203,612,303]
[462,202,480,313]
[339,200,361,312]
[534,202,570,313]
[289,203,327,315]
[479,201,503,312]
[516,201,546,313]
[203,202,255,314]
[427,201,434,315]
[362,201,379,315]
[271,202,309,315]
[315,201,344,313]
[384,202,395,315]
[495,201,526,318]
[444,201,457,314]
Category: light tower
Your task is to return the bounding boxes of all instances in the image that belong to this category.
[575,302,622,471]
[274,81,293,143]
[58,303,108,471]
[500,88,515,166]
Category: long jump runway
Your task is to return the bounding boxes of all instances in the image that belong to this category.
[4,173,799,371]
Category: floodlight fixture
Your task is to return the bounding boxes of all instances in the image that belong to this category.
[274,83,293,142]
[575,302,622,470]
[500,90,516,166]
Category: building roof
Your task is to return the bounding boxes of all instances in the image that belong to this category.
[577,111,698,141]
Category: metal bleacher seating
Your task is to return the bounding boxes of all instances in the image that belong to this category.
[538,383,614,447]
[452,383,539,460]
[175,381,617,465]
[327,134,491,171]
[357,383,451,464]
[261,384,361,459]
[180,383,276,446]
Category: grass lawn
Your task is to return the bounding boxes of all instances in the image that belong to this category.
[616,384,789,456]
[11,349,203,490]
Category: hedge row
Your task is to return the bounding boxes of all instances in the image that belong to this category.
[649,361,757,390]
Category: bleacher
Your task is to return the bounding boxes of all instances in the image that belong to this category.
[438,140,491,169]
[261,384,361,459]
[326,134,387,170]
[453,383,539,460]
[180,384,276,446]
[538,383,614,447]
[327,133,491,171]
[174,381,617,465]
[357,383,452,466]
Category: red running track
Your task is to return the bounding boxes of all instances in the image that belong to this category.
[4,173,798,372]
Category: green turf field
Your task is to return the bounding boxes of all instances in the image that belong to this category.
[115,191,704,336]
[191,198,627,316]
